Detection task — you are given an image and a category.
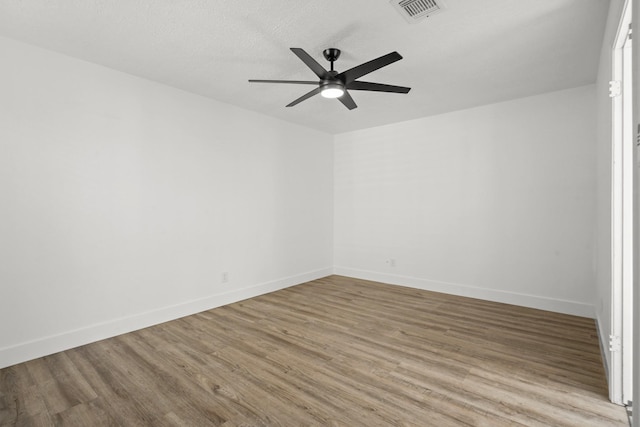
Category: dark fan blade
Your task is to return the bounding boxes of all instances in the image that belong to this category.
[249,79,318,85]
[346,81,411,94]
[338,90,357,110]
[338,52,403,84]
[290,48,328,79]
[286,87,322,107]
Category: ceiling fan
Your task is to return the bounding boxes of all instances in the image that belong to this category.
[249,48,411,110]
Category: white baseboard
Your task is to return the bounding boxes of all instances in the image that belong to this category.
[595,317,610,388]
[333,266,595,318]
[0,267,332,369]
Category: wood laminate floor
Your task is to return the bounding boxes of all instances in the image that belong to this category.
[0,276,629,426]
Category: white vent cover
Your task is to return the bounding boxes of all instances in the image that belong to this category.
[390,0,445,23]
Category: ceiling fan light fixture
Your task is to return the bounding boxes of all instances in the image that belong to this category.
[320,82,345,98]
[249,47,410,110]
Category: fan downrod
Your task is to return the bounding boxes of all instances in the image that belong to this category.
[323,48,341,71]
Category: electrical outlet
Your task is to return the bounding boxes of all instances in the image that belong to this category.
[221,272,229,283]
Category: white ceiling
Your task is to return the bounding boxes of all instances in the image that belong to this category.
[0,0,609,134]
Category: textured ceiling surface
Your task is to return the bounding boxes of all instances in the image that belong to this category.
[0,0,609,134]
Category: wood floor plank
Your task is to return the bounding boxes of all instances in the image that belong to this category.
[0,275,628,426]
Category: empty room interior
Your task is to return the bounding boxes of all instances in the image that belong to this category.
[1,0,639,426]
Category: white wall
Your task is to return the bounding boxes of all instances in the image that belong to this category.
[334,85,597,317]
[0,36,333,368]
[594,0,625,387]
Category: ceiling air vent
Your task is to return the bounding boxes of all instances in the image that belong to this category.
[390,0,445,23]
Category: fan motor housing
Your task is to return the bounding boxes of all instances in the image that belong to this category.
[320,71,344,88]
